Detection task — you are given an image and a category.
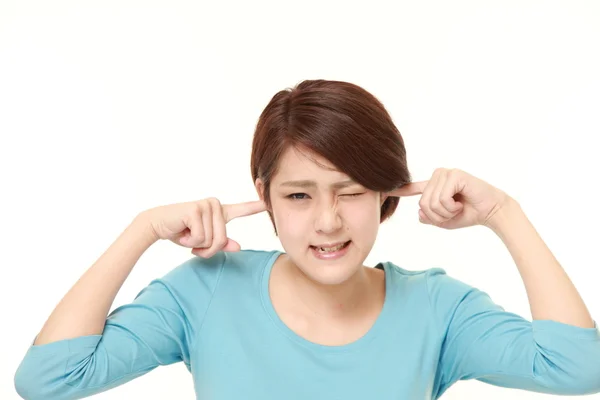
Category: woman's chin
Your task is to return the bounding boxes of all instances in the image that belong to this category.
[300,259,362,286]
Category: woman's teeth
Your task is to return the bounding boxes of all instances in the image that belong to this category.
[317,241,348,252]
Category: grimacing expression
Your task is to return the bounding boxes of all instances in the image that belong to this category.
[256,146,388,285]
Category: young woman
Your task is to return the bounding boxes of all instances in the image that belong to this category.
[14,80,600,399]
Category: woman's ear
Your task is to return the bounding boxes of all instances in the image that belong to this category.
[255,178,266,202]
[255,178,278,235]
[380,192,390,206]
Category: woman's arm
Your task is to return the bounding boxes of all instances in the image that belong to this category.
[34,213,157,345]
[485,197,594,328]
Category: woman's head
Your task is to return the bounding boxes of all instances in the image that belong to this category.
[251,79,411,285]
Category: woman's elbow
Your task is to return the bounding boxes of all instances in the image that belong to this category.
[533,349,600,395]
[14,349,97,400]
[14,365,58,400]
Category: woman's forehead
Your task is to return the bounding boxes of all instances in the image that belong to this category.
[277,146,338,173]
[271,145,364,188]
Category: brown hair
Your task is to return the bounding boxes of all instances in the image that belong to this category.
[251,79,411,232]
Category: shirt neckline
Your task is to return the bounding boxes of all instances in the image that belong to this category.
[260,250,393,353]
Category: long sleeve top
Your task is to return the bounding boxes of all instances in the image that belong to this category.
[14,249,600,399]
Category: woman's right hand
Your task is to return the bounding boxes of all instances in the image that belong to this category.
[141,197,266,258]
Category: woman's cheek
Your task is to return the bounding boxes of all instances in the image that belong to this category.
[343,200,381,232]
[288,211,309,234]
[344,198,374,218]
[273,207,306,236]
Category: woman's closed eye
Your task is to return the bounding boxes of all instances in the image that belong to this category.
[341,192,365,198]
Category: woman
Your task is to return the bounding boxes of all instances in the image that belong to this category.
[14,80,600,399]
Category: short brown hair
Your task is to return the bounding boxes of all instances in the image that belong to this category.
[251,79,411,231]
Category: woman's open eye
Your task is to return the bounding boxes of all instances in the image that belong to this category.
[287,193,309,200]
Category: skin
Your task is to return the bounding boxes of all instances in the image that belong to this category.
[395,167,593,328]
[255,149,594,346]
[33,147,593,350]
[255,146,388,344]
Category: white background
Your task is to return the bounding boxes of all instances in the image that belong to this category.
[1,1,599,399]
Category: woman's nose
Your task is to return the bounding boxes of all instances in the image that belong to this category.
[313,199,343,233]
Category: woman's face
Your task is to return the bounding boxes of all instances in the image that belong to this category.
[257,146,387,285]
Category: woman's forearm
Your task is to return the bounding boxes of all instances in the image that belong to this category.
[485,198,594,328]
[34,213,158,346]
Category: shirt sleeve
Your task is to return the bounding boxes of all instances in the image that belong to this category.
[427,268,600,398]
[14,254,225,400]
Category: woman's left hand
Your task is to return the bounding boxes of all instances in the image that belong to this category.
[389,168,512,230]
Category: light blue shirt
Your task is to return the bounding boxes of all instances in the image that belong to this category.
[14,249,600,399]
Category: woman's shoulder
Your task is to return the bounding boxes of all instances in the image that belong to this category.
[385,260,496,322]
[159,248,278,288]
[142,249,277,319]
[379,260,447,281]
[380,260,473,300]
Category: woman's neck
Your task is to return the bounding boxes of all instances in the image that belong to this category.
[274,254,381,320]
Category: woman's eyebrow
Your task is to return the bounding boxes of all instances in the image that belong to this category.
[279,179,359,189]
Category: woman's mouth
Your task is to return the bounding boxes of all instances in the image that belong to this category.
[309,240,352,260]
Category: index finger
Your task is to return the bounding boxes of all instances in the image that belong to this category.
[387,181,428,197]
[223,200,267,222]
